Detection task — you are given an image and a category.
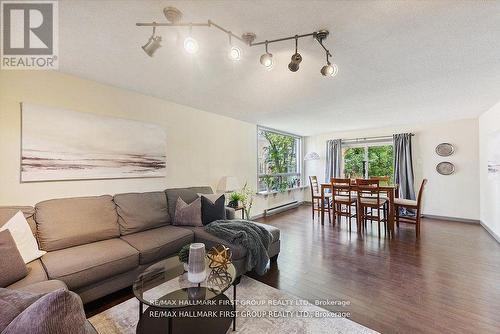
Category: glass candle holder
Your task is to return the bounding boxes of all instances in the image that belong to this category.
[188,243,206,283]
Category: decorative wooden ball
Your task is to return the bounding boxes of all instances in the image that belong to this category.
[207,244,232,271]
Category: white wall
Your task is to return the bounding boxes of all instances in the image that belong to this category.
[479,101,500,240]
[304,119,479,220]
[0,71,305,216]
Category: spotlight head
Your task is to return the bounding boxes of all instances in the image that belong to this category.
[228,46,241,61]
[321,62,338,77]
[142,35,162,57]
[260,53,273,68]
[288,52,302,72]
[184,37,199,54]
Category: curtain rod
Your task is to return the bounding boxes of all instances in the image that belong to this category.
[340,133,414,143]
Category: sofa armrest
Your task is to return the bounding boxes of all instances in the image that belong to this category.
[225,207,236,220]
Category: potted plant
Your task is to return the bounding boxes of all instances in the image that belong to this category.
[228,192,243,208]
[240,182,255,219]
[178,243,191,271]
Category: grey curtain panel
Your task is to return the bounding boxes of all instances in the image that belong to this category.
[393,133,416,208]
[325,139,342,182]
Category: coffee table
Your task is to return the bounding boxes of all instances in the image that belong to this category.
[133,257,238,334]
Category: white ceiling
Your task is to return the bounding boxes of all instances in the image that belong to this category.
[58,0,500,136]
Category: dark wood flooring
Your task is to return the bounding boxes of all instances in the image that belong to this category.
[247,205,500,334]
[85,204,500,334]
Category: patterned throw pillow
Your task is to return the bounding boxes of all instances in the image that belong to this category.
[173,197,203,227]
[201,194,226,226]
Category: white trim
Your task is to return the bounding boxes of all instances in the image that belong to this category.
[480,221,500,244]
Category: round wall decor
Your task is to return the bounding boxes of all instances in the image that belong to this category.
[436,161,455,175]
[435,143,454,156]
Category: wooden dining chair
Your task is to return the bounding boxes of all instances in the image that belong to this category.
[394,179,428,237]
[356,179,388,236]
[330,178,357,231]
[309,176,332,223]
[370,176,390,186]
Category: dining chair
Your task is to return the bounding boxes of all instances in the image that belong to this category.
[394,179,428,237]
[370,176,391,186]
[309,176,332,223]
[356,179,388,236]
[330,178,357,231]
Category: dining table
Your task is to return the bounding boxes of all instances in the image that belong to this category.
[319,183,398,238]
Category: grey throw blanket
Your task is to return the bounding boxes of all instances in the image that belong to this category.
[204,220,273,275]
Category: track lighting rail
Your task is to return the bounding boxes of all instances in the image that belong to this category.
[136,20,330,54]
[136,6,337,77]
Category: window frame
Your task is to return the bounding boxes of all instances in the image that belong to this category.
[257,126,303,193]
[342,138,393,179]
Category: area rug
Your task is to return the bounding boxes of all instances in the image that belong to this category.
[89,276,377,334]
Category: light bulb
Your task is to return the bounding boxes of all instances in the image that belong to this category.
[260,53,273,68]
[228,46,241,61]
[184,37,199,54]
[321,63,338,77]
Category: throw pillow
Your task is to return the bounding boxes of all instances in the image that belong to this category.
[0,230,28,287]
[0,211,46,263]
[2,288,87,334]
[201,194,226,226]
[173,198,203,227]
[0,288,42,332]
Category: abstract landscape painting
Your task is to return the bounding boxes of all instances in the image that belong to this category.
[21,103,166,182]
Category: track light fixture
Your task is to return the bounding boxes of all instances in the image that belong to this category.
[321,53,338,77]
[141,25,162,57]
[136,7,338,77]
[259,41,274,69]
[227,33,241,61]
[288,35,302,72]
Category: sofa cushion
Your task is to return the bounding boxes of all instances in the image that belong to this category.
[16,280,68,295]
[249,222,280,243]
[0,206,37,236]
[180,226,247,260]
[36,195,120,251]
[0,230,28,287]
[7,260,48,290]
[121,226,194,264]
[2,288,87,334]
[114,192,171,235]
[41,239,138,290]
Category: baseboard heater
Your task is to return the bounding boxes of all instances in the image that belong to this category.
[264,201,300,216]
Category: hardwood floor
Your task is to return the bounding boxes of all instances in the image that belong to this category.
[85,204,500,333]
[248,204,500,334]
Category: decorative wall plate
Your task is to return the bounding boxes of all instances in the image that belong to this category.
[436,161,455,175]
[435,143,454,156]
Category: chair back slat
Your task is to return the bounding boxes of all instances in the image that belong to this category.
[330,178,351,197]
[309,176,319,196]
[370,176,390,186]
[356,179,381,204]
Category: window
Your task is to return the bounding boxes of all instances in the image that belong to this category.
[343,141,394,182]
[257,127,302,192]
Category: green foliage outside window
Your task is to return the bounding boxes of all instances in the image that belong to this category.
[368,145,394,182]
[343,145,394,182]
[259,130,300,192]
[343,147,365,179]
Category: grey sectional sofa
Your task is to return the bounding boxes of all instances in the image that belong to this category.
[0,186,280,304]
